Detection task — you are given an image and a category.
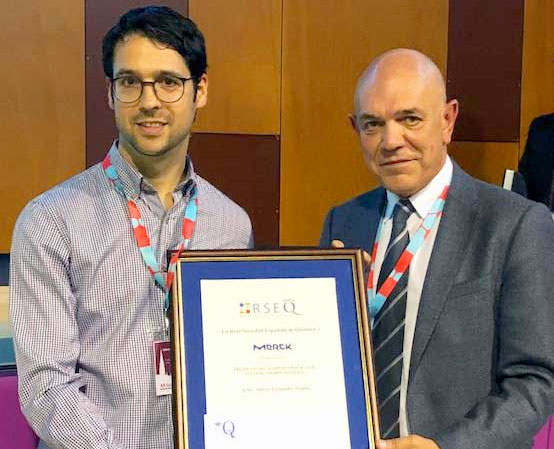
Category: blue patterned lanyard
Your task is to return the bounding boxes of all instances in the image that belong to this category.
[102,154,198,318]
[367,186,449,318]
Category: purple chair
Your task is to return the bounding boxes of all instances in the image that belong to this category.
[0,371,38,449]
[534,417,553,449]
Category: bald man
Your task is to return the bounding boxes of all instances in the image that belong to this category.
[320,49,554,449]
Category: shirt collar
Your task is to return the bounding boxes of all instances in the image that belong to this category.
[107,141,197,200]
[385,156,453,219]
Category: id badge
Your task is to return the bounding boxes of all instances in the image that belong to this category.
[153,340,172,396]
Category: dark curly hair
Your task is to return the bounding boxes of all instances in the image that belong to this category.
[102,6,207,86]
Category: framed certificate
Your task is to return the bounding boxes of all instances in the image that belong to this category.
[171,249,380,449]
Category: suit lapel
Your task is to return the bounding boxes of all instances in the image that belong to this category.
[408,164,478,382]
[365,189,386,254]
[348,188,386,255]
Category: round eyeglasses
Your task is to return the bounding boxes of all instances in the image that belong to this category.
[111,75,194,103]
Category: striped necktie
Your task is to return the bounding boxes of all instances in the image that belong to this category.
[373,198,414,439]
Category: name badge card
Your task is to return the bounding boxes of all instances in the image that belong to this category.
[170,250,380,449]
[153,340,172,396]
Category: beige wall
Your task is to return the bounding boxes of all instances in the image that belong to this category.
[1,0,551,251]
[0,0,85,252]
[190,0,282,135]
[280,0,449,245]
[520,0,554,155]
[449,142,521,186]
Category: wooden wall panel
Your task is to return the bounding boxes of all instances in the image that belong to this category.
[85,0,188,166]
[188,134,280,248]
[448,142,520,186]
[520,0,554,156]
[0,0,85,252]
[281,0,449,246]
[447,0,524,142]
[189,0,281,135]
[447,0,523,142]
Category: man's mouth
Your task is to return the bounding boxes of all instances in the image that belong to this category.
[381,159,412,166]
[137,121,166,127]
[136,121,167,135]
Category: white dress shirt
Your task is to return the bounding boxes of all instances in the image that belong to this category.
[372,156,453,436]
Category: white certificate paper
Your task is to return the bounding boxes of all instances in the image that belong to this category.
[200,277,351,448]
[203,413,350,449]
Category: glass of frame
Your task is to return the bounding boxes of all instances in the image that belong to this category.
[170,249,380,449]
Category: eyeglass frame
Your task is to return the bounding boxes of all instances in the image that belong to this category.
[110,75,195,104]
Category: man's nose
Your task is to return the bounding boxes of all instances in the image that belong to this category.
[139,83,162,111]
[382,121,405,151]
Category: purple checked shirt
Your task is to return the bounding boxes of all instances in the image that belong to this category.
[10,143,253,449]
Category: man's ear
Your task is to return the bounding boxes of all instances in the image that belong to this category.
[106,78,115,110]
[442,99,459,145]
[194,73,208,109]
[349,113,359,133]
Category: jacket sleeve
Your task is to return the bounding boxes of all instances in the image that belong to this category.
[434,202,554,449]
[319,207,335,248]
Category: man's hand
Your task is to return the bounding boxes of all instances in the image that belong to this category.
[331,239,371,267]
[377,435,440,449]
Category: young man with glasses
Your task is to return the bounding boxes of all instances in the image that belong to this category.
[10,6,253,449]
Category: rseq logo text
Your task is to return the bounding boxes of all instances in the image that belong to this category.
[239,299,301,316]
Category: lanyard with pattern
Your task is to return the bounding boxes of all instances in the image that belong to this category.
[102,154,198,326]
[367,185,449,319]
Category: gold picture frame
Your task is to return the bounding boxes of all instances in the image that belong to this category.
[170,249,380,449]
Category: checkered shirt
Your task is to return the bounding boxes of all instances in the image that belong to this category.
[9,143,253,449]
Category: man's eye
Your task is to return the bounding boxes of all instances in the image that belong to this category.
[403,116,421,125]
[120,77,139,87]
[159,77,180,88]
[360,121,380,132]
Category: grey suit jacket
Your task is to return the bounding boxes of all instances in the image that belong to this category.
[320,163,554,449]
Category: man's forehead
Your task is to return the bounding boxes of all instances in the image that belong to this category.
[112,34,189,75]
[354,50,446,113]
[357,77,433,115]
[357,108,425,120]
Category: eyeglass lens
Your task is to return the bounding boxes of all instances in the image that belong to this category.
[113,76,186,103]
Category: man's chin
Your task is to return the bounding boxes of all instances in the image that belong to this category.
[381,176,420,197]
[137,148,170,157]
[131,141,174,158]
[118,132,189,160]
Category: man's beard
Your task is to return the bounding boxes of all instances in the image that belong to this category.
[117,122,190,159]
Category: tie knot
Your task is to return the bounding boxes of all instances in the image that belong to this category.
[393,199,414,224]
